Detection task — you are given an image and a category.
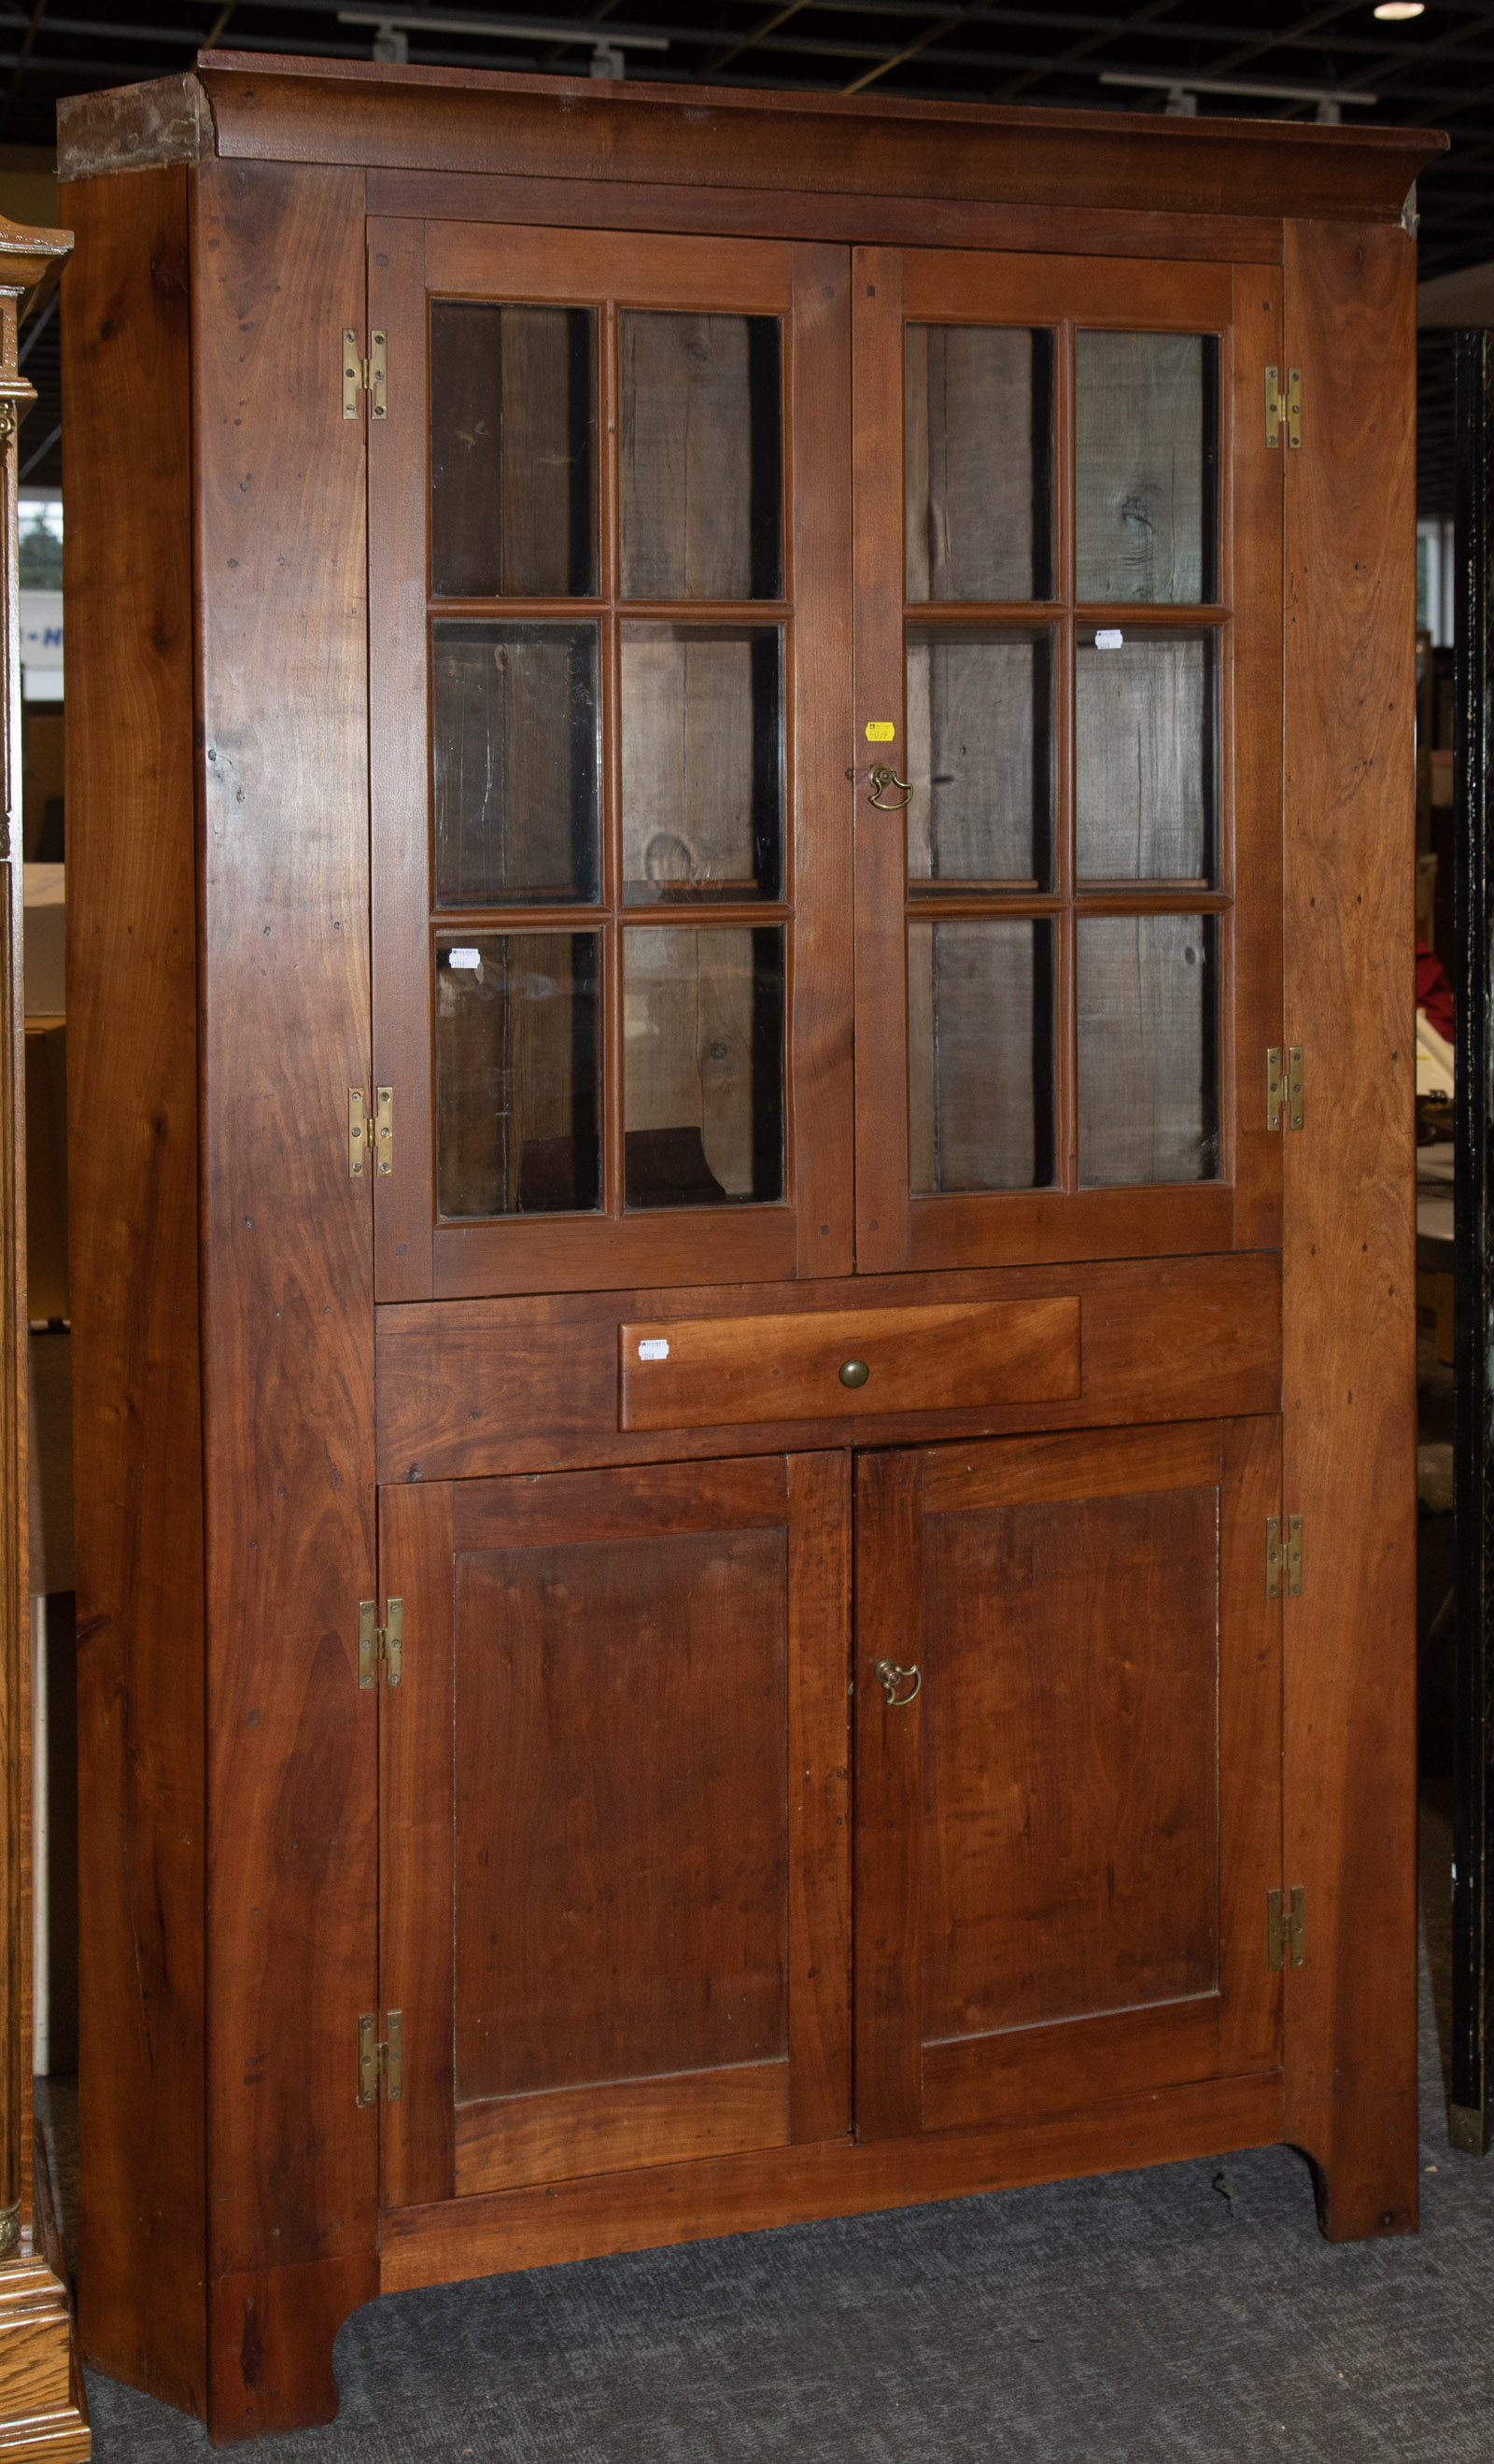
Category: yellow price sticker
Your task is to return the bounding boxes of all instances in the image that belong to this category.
[866,720,895,742]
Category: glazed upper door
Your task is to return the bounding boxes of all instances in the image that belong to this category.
[369,221,853,1302]
[853,1418,1283,2136]
[853,249,1283,1273]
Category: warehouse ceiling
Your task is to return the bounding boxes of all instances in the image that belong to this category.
[3,1,1487,504]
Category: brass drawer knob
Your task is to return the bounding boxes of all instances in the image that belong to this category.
[839,1359,870,1388]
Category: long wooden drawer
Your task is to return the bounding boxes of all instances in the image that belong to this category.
[619,1297,1080,1429]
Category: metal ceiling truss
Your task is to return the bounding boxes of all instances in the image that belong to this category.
[0,3,1486,500]
[0,4,1483,265]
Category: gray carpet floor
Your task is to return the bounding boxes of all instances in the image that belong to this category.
[79,1807,1494,2462]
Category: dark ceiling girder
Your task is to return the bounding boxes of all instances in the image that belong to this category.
[0,7,1477,277]
[3,4,1473,510]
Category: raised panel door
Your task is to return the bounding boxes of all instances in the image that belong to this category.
[853,1419,1283,2137]
[378,1454,851,2210]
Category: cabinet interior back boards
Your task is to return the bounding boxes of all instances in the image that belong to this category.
[57,55,1442,2443]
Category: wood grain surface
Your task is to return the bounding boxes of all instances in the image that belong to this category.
[193,56,1442,225]
[377,1251,1280,1481]
[208,2256,378,2445]
[0,2123,90,2459]
[379,2070,1286,2293]
[372,169,1291,264]
[854,1418,1281,2145]
[0,2243,90,2461]
[1279,217,1419,2243]
[377,1483,456,2215]
[58,77,1427,2432]
[382,1453,852,2225]
[455,2064,791,2198]
[619,1297,1079,1429]
[63,162,208,2418]
[191,160,379,2355]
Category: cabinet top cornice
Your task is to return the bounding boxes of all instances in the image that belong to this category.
[59,52,1445,230]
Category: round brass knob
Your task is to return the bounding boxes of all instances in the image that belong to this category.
[839,1359,870,1388]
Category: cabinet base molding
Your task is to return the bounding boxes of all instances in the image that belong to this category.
[0,2133,89,2461]
[380,2069,1288,2295]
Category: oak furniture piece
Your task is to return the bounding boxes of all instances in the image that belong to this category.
[0,203,89,2461]
[59,56,1441,2443]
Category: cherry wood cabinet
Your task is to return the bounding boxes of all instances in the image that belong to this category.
[58,55,1440,2443]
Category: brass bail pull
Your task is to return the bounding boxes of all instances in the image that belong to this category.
[867,764,913,811]
[875,1657,922,1709]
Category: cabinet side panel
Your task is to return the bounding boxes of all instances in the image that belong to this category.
[1281,217,1417,2239]
[192,160,378,2353]
[62,164,208,2412]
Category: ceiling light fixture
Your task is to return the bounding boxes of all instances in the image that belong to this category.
[1373,3,1425,20]
[336,9,669,76]
[1099,69,1377,122]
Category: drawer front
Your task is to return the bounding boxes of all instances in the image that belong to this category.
[619,1298,1080,1430]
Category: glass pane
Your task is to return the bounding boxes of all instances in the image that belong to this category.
[1076,629,1216,883]
[435,931,599,1218]
[1075,331,1218,605]
[624,926,783,1207]
[1077,915,1219,1187]
[430,303,597,598]
[622,625,782,905]
[906,628,1052,890]
[432,621,599,908]
[906,325,1053,601]
[909,920,1054,1193]
[619,312,782,600]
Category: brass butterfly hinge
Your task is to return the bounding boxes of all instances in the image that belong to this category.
[359,1597,403,1689]
[342,327,388,422]
[1266,1515,1304,1600]
[357,2009,403,2105]
[1266,1046,1304,1133]
[348,1084,393,1175]
[1265,365,1302,449]
[1267,1886,1305,1971]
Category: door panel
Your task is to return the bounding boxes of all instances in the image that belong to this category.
[370,220,853,1303]
[379,1453,852,2210]
[853,1418,1282,2141]
[853,246,1283,1274]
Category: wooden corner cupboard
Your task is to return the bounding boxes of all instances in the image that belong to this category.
[58,55,1442,2443]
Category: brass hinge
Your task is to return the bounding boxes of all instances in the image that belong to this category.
[1266,1045,1304,1133]
[342,328,388,422]
[1266,1514,1304,1599]
[357,2009,403,2105]
[1265,365,1302,449]
[1267,1885,1305,1971]
[348,1084,390,1176]
[359,1596,403,1688]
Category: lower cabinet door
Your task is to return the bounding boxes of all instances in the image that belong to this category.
[378,1453,852,2209]
[853,1418,1283,2140]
